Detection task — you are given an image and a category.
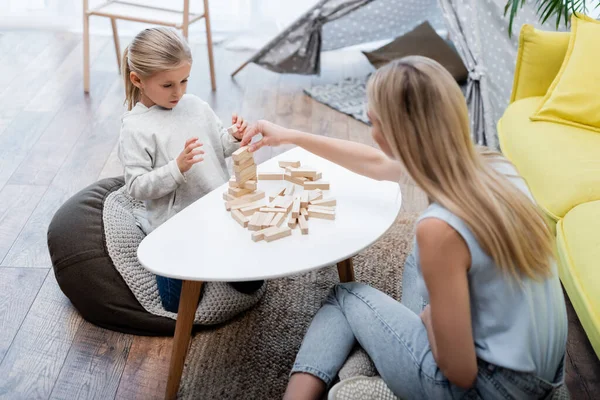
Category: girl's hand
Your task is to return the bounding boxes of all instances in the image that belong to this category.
[177,137,204,173]
[240,120,290,152]
[231,113,248,141]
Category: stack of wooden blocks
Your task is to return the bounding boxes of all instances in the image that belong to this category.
[223,146,336,243]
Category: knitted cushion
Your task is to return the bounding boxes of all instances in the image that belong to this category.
[328,376,399,400]
[48,177,265,336]
[338,346,378,381]
[103,186,266,325]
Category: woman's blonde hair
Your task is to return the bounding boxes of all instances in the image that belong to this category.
[122,27,192,110]
[367,56,554,280]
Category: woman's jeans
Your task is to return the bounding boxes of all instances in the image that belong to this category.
[290,254,566,399]
[156,276,264,313]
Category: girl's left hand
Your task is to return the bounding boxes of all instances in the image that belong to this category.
[231,113,248,141]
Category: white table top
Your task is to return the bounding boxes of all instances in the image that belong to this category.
[137,147,402,281]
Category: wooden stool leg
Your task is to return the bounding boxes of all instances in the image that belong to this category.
[165,280,203,400]
[83,10,90,93]
[203,0,217,91]
[110,18,121,72]
[337,258,355,283]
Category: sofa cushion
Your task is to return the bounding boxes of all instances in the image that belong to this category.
[531,15,600,133]
[510,24,570,103]
[498,96,600,221]
[556,200,600,357]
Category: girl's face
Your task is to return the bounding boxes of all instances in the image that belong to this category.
[131,62,191,109]
[368,108,394,159]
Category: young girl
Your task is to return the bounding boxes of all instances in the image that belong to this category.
[243,57,568,399]
[118,27,262,313]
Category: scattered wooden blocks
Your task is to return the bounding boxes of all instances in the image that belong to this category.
[240,201,266,216]
[307,207,336,220]
[248,212,265,231]
[226,191,265,210]
[308,205,336,212]
[298,214,309,234]
[304,181,330,190]
[264,226,292,242]
[251,226,279,242]
[307,189,323,202]
[270,212,286,227]
[300,208,309,220]
[229,186,253,198]
[300,192,309,208]
[292,198,301,218]
[231,209,249,227]
[310,197,336,207]
[288,214,297,228]
[283,185,295,196]
[290,168,319,179]
[261,212,276,229]
[279,161,301,168]
[259,207,288,213]
[232,199,265,212]
[258,172,284,181]
[284,172,307,186]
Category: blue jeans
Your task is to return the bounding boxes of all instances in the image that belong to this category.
[290,260,566,399]
[156,275,264,313]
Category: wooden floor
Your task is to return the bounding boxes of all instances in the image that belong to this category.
[0,31,597,400]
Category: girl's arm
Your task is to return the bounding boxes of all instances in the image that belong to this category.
[417,218,478,389]
[241,120,403,182]
[119,131,201,201]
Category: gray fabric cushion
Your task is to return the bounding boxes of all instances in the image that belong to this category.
[362,21,468,82]
[48,177,176,335]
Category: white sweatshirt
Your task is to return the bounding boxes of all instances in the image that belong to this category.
[118,94,240,232]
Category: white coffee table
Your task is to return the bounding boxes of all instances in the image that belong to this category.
[137,147,402,399]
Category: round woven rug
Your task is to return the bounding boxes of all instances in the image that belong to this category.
[178,212,419,399]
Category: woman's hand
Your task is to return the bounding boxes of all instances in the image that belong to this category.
[240,120,290,152]
[177,137,204,173]
[231,113,249,141]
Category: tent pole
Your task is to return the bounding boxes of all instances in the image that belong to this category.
[231,58,253,78]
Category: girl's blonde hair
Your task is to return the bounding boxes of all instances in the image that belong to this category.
[367,56,554,280]
[122,27,193,110]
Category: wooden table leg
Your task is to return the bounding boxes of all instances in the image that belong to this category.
[337,258,355,283]
[165,280,203,400]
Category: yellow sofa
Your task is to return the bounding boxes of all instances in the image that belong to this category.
[498,25,600,358]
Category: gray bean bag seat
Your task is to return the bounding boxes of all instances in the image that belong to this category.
[48,177,266,336]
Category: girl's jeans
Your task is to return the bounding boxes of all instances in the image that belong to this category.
[290,255,566,399]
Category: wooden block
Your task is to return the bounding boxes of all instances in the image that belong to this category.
[278,160,301,168]
[229,177,240,188]
[248,212,264,231]
[226,190,265,209]
[280,196,295,212]
[235,164,257,181]
[307,189,323,202]
[259,207,287,213]
[300,208,309,220]
[314,172,322,181]
[231,209,249,228]
[270,212,286,227]
[240,201,266,216]
[243,180,257,190]
[288,215,298,228]
[300,192,309,208]
[303,181,330,190]
[258,172,284,181]
[284,172,307,185]
[264,226,292,242]
[283,185,295,196]
[233,157,255,172]
[231,199,265,212]
[251,226,280,242]
[290,168,319,179]
[292,198,301,218]
[229,186,253,198]
[308,205,336,212]
[310,197,336,207]
[227,124,238,136]
[232,146,251,162]
[298,214,309,234]
[261,212,275,229]
[223,192,236,201]
[308,208,336,220]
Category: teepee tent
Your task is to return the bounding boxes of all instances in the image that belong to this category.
[232,0,560,148]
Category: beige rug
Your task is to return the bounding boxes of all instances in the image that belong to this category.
[179,213,419,399]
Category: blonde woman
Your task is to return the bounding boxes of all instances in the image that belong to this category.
[118,27,262,313]
[242,57,568,399]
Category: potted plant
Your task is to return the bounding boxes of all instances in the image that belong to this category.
[505,0,599,35]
